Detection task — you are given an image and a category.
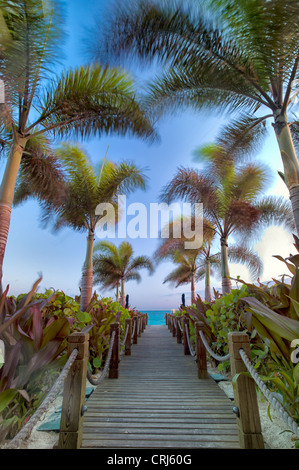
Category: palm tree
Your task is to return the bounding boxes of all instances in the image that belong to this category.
[0,0,155,290]
[159,150,294,294]
[155,222,263,302]
[93,240,154,307]
[195,242,263,302]
[161,249,199,305]
[14,142,148,311]
[94,0,299,231]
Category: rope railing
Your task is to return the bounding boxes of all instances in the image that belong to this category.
[4,313,148,450]
[5,348,79,449]
[199,330,230,362]
[165,313,299,448]
[87,330,116,386]
[131,318,136,344]
[184,323,196,357]
[120,322,130,347]
[239,348,299,439]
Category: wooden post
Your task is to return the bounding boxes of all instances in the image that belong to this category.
[228,332,264,449]
[195,322,208,379]
[109,322,120,379]
[165,313,168,326]
[142,314,145,332]
[146,313,148,326]
[125,318,132,356]
[183,317,190,355]
[172,315,176,337]
[137,316,141,337]
[176,317,182,344]
[58,331,89,449]
[133,316,138,344]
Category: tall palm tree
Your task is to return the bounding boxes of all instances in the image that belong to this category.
[161,249,199,305]
[94,0,299,231]
[0,0,155,290]
[159,150,294,294]
[93,240,154,307]
[14,142,148,311]
[195,242,263,302]
[155,223,263,302]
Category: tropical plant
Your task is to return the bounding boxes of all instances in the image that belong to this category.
[239,239,299,437]
[159,149,293,294]
[95,0,299,232]
[14,142,148,311]
[0,0,155,291]
[0,278,72,442]
[93,240,154,307]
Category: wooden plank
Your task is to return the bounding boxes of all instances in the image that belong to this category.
[81,325,239,449]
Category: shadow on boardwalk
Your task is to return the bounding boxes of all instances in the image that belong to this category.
[81,325,240,449]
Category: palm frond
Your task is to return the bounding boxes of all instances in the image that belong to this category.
[215,113,270,161]
[34,63,156,141]
[160,166,218,213]
[226,244,263,280]
[127,255,154,275]
[163,264,192,287]
[255,195,296,233]
[14,135,65,208]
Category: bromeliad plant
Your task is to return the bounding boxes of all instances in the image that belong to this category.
[239,237,299,433]
[0,278,73,442]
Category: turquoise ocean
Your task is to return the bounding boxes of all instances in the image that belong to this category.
[139,310,171,325]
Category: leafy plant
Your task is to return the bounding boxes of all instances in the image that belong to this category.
[0,279,72,442]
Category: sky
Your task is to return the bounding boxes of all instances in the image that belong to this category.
[0,0,296,310]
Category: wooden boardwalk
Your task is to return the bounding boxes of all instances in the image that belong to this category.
[81,325,240,449]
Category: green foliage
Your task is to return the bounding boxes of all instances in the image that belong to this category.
[239,239,299,435]
[86,296,131,373]
[0,281,72,442]
[0,279,133,443]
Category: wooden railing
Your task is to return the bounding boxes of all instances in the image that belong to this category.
[57,313,148,449]
[165,313,264,449]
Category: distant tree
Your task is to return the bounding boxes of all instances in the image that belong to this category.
[155,219,263,302]
[14,142,148,311]
[160,149,294,294]
[93,240,154,307]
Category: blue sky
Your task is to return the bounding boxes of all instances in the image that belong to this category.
[0,0,295,310]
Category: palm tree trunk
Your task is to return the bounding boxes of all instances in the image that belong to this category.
[220,236,232,295]
[116,281,120,302]
[205,261,211,303]
[273,112,299,234]
[0,137,27,291]
[121,276,125,307]
[80,231,94,312]
[191,271,196,304]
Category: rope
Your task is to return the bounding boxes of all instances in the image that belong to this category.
[177,318,183,333]
[184,324,196,357]
[239,348,299,439]
[199,330,230,362]
[120,323,129,347]
[5,348,79,449]
[87,330,116,386]
[131,319,136,344]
